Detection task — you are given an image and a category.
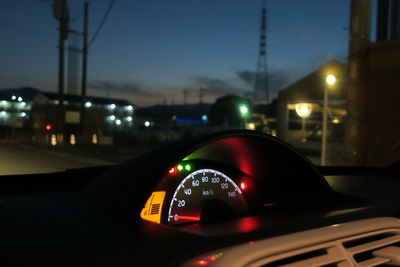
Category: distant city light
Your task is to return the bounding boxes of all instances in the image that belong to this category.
[51,134,57,146]
[11,95,16,100]
[326,74,337,85]
[20,102,26,107]
[0,111,6,116]
[144,121,150,127]
[126,116,132,122]
[20,112,27,117]
[92,134,98,144]
[45,124,53,131]
[127,105,133,111]
[109,115,116,121]
[17,97,23,102]
[1,100,7,105]
[85,101,92,108]
[70,134,76,145]
[332,118,341,124]
[115,119,122,125]
[202,114,208,121]
[109,104,116,109]
[246,123,256,130]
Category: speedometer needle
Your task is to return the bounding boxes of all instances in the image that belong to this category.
[175,215,200,221]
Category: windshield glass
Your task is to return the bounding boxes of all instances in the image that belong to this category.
[0,0,398,174]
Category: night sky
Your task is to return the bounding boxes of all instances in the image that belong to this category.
[0,0,351,106]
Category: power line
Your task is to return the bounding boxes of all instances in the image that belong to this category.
[88,0,115,47]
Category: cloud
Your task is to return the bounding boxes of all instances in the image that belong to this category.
[190,76,245,96]
[88,80,160,97]
[236,70,255,86]
[236,70,290,92]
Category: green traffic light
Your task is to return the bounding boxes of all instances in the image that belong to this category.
[239,105,249,116]
[177,165,183,171]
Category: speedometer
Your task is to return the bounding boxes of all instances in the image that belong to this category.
[167,169,248,225]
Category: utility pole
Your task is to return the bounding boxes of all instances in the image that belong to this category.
[53,0,68,143]
[199,87,204,104]
[183,90,189,105]
[345,0,371,165]
[80,1,89,143]
[254,0,268,103]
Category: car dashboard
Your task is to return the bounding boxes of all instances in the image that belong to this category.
[0,130,399,267]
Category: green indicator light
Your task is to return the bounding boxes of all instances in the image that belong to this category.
[185,164,191,171]
[215,253,223,258]
[177,165,183,171]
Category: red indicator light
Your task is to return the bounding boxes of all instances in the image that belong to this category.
[169,167,177,174]
[194,260,209,266]
[208,256,217,262]
[240,181,247,191]
[45,124,53,131]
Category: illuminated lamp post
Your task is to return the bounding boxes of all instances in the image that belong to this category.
[295,103,313,141]
[321,74,336,166]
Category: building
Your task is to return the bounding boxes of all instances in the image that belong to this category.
[41,91,135,134]
[276,61,348,163]
[346,0,400,166]
[276,61,348,165]
[0,87,135,143]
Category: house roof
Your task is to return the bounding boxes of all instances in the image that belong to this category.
[278,60,348,102]
[42,92,134,106]
[0,87,135,107]
[0,87,41,102]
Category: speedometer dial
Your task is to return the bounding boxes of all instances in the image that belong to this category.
[167,169,248,225]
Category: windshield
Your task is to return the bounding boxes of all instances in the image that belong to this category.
[0,0,398,174]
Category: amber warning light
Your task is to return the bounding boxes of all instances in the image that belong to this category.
[140,191,166,224]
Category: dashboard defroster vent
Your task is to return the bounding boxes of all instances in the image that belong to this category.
[343,231,400,266]
[181,218,400,267]
[261,245,350,267]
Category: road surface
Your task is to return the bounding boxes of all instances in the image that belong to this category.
[0,142,113,175]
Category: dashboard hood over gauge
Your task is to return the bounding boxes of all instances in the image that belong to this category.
[84,130,332,221]
[1,130,384,267]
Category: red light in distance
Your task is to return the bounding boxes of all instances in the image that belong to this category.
[240,181,248,191]
[169,167,177,174]
[45,124,53,131]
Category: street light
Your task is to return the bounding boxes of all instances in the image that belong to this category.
[295,103,313,141]
[326,74,336,85]
[321,74,336,165]
[295,103,312,119]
